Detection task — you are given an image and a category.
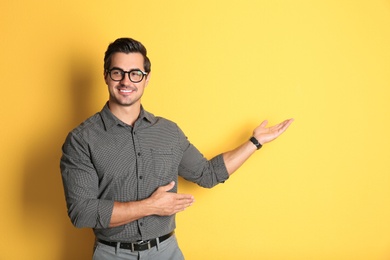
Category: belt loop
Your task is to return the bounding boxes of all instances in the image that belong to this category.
[156,236,160,251]
[115,242,120,254]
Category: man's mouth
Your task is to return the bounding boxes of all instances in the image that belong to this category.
[118,87,136,93]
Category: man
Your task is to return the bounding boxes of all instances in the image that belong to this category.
[60,37,293,259]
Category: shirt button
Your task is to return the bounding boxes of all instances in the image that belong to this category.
[140,222,143,226]
[139,176,143,180]
[137,152,141,156]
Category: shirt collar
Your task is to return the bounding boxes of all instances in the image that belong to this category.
[100,102,156,130]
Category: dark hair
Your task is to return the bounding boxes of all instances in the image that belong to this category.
[104,38,151,73]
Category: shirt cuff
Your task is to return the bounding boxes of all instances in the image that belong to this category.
[211,154,229,183]
[97,199,115,228]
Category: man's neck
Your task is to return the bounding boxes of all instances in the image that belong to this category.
[108,101,141,126]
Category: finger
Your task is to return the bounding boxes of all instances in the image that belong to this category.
[176,198,194,207]
[175,194,195,202]
[259,120,268,128]
[175,193,193,198]
[274,118,292,129]
[272,119,293,137]
[159,181,175,192]
[280,118,294,131]
[175,200,195,212]
[175,195,195,207]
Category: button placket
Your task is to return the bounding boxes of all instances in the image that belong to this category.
[132,128,146,233]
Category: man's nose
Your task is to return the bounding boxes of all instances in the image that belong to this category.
[120,73,133,84]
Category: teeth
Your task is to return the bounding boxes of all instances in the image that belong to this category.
[120,89,133,93]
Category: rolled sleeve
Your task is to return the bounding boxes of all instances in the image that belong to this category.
[209,154,230,183]
[177,127,229,188]
[60,132,113,229]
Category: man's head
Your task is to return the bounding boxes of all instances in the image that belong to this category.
[104,38,151,74]
[103,38,151,110]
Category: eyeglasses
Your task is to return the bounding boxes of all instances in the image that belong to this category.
[107,68,148,83]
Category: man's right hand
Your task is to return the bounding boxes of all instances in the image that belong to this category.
[147,181,195,216]
[109,181,194,227]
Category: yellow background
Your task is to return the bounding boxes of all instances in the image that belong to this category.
[1,0,390,259]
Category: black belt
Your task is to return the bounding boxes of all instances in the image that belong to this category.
[97,231,174,252]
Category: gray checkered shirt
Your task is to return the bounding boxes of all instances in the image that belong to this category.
[60,103,229,242]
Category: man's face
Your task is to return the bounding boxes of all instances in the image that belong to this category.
[105,52,150,108]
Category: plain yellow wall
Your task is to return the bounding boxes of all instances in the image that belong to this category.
[1,0,390,259]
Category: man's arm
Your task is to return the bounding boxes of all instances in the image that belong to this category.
[98,118,293,228]
[61,132,195,229]
[223,119,294,175]
[109,181,194,227]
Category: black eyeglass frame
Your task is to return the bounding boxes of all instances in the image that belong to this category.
[107,68,148,83]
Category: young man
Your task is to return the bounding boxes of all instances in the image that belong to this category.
[60,37,293,259]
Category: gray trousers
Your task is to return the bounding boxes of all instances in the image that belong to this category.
[92,234,185,260]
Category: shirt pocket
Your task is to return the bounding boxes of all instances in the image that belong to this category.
[151,148,175,183]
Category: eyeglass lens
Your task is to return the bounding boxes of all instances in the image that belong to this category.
[109,69,146,83]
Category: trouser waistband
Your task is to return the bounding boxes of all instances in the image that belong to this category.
[97,231,174,252]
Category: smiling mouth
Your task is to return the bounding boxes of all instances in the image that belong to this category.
[118,87,136,93]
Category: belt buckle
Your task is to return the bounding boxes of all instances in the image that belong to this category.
[132,240,151,251]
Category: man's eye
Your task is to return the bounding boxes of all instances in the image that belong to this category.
[131,71,141,76]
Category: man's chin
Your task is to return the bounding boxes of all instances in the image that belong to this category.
[109,98,139,107]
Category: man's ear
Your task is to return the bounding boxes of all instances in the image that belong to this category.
[145,72,151,85]
[103,71,109,84]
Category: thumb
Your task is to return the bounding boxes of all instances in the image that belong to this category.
[160,181,175,192]
[260,120,268,128]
